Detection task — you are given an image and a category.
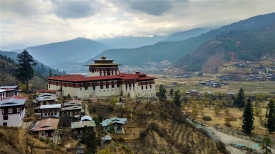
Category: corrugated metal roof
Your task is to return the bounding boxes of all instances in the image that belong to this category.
[81,116,92,121]
[71,120,96,129]
[40,104,61,109]
[0,96,27,107]
[61,106,83,111]
[101,117,127,127]
[0,86,18,89]
[0,89,6,92]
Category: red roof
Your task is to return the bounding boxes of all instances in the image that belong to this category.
[48,73,156,82]
[36,90,57,93]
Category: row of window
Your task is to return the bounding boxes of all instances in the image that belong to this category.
[2,108,21,114]
[44,113,57,116]
[141,85,152,90]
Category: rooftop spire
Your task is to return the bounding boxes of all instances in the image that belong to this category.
[101,55,106,60]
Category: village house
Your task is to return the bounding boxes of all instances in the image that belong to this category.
[47,56,156,99]
[33,93,57,107]
[31,118,59,141]
[35,104,61,118]
[63,100,83,107]
[101,117,127,134]
[60,106,84,117]
[186,89,199,97]
[0,86,19,97]
[0,96,27,127]
[71,120,96,138]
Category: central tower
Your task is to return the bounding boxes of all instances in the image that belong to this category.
[86,55,120,76]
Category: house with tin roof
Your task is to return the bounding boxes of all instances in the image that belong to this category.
[33,93,57,107]
[71,120,96,138]
[35,104,61,118]
[0,96,27,127]
[31,118,59,141]
[101,117,127,134]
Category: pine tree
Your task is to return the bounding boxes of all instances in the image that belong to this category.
[157,84,166,99]
[14,50,37,93]
[260,136,274,154]
[173,90,181,107]
[81,126,98,153]
[170,88,174,98]
[234,88,245,108]
[266,99,275,134]
[49,69,53,77]
[242,98,255,135]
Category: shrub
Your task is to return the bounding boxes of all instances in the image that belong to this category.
[118,137,125,142]
[202,116,212,121]
[39,137,45,142]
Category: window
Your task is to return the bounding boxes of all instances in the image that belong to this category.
[2,109,5,114]
[112,81,114,88]
[3,122,7,126]
[141,86,143,90]
[48,85,50,88]
[42,133,44,136]
[85,87,88,90]
[8,108,13,113]
[92,82,96,90]
[106,82,109,88]
[146,86,148,89]
[17,108,20,112]
[79,83,82,87]
[150,85,152,89]
[100,82,103,89]
[3,115,8,120]
[80,88,82,91]
[55,113,57,115]
[117,81,120,87]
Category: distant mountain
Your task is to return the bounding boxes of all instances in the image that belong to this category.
[175,18,275,73]
[86,12,275,67]
[0,50,60,77]
[161,27,214,42]
[96,35,167,49]
[12,37,110,68]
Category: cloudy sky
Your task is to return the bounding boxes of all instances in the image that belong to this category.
[1,0,274,50]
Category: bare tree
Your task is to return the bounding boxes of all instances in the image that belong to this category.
[133,95,142,112]
[144,93,158,109]
[24,136,35,154]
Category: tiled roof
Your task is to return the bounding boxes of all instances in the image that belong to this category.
[71,120,96,129]
[0,96,28,107]
[31,118,59,131]
[48,73,155,82]
[40,104,61,109]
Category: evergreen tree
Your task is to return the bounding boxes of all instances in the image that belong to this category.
[242,98,255,135]
[81,126,98,153]
[173,90,181,107]
[234,88,245,108]
[170,88,174,98]
[14,50,37,93]
[266,99,275,134]
[157,84,166,99]
[260,136,274,154]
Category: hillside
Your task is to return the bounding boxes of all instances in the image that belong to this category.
[0,54,47,90]
[86,12,275,67]
[175,23,275,73]
[0,50,60,77]
[12,37,110,68]
[96,35,167,49]
[161,27,214,42]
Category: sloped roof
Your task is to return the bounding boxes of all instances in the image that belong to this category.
[48,73,156,82]
[0,96,27,107]
[0,89,6,92]
[101,117,127,127]
[61,106,83,111]
[40,104,61,109]
[81,116,92,121]
[63,100,83,107]
[32,118,59,131]
[71,120,96,129]
[0,86,18,89]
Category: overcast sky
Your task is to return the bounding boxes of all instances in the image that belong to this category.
[1,0,274,50]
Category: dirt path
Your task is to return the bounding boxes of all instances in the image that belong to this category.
[84,102,90,116]
[208,127,275,154]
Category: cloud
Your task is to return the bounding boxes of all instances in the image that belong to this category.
[123,0,173,16]
[1,0,275,51]
[50,0,101,19]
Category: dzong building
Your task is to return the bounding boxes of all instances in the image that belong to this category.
[47,56,156,98]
